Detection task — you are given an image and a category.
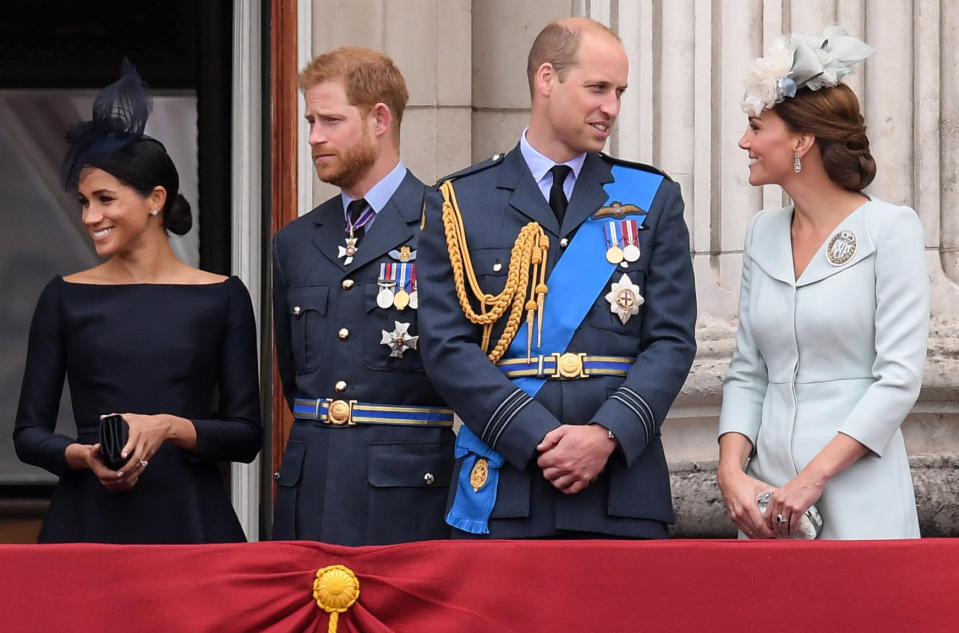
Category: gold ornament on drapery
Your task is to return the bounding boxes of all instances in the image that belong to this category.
[314,565,360,633]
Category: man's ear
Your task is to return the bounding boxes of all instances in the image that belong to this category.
[534,63,557,98]
[370,102,392,138]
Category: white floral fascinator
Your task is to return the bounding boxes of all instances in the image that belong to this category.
[741,25,875,117]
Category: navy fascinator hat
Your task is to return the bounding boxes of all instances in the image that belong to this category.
[60,58,161,190]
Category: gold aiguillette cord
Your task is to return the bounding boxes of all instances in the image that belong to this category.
[440,180,549,364]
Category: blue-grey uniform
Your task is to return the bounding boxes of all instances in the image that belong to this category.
[417,147,697,538]
[272,168,455,545]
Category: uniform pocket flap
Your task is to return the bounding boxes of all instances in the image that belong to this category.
[471,247,512,278]
[277,440,307,487]
[287,285,329,315]
[368,442,453,488]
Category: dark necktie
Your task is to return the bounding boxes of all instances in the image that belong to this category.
[346,198,369,243]
[548,164,572,224]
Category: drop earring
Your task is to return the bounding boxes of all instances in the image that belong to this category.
[794,152,802,174]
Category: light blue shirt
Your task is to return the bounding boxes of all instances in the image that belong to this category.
[341,160,407,230]
[519,128,586,203]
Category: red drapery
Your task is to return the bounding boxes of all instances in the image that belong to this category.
[1,539,954,632]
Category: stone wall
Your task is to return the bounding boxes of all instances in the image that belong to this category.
[305,0,959,536]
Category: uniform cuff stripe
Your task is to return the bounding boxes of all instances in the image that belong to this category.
[491,396,532,448]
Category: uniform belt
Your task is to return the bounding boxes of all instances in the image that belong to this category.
[292,398,454,427]
[497,353,633,379]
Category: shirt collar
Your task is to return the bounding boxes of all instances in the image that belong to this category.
[341,160,407,217]
[519,128,586,185]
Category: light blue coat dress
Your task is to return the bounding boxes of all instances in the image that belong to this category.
[719,198,927,539]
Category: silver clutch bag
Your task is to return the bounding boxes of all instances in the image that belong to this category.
[756,491,823,539]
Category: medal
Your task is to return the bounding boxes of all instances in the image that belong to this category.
[377,287,394,309]
[604,221,624,264]
[408,266,418,310]
[376,263,396,309]
[337,236,359,265]
[393,263,410,310]
[339,201,375,265]
[621,219,641,262]
[470,458,489,492]
[604,273,644,324]
[380,321,418,358]
[825,229,857,266]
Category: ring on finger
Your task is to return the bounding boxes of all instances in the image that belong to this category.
[776,513,786,525]
[138,459,149,469]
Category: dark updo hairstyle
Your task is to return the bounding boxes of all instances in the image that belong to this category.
[90,139,193,236]
[773,83,876,192]
[60,59,192,235]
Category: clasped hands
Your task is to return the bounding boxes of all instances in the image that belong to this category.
[718,467,825,539]
[535,424,616,495]
[67,413,173,492]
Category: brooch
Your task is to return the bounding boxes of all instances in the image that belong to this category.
[825,229,857,266]
[604,273,644,324]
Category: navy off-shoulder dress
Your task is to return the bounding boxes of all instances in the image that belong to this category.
[13,276,261,543]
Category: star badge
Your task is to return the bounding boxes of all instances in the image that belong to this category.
[380,321,419,358]
[605,273,644,324]
[338,236,359,265]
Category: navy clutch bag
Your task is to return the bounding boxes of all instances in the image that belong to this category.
[98,414,130,470]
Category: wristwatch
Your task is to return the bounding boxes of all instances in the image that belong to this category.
[590,422,615,441]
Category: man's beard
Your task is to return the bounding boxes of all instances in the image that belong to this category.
[314,132,377,189]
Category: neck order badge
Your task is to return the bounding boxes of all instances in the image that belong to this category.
[446,164,665,534]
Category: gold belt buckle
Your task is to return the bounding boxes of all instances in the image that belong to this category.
[550,352,588,379]
[326,399,356,425]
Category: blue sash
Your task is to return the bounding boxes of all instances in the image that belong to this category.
[447,165,665,534]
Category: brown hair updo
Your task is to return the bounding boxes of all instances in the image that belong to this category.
[774,83,876,191]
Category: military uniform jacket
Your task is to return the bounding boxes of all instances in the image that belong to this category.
[417,147,697,538]
[272,170,454,545]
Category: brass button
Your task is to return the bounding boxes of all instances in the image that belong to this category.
[334,380,347,393]
[338,328,349,340]
[341,279,354,290]
[560,238,569,248]
[424,472,435,485]
[292,306,302,316]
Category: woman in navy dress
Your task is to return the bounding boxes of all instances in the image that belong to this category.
[13,62,261,543]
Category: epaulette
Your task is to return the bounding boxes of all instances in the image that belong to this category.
[599,152,674,182]
[434,152,507,186]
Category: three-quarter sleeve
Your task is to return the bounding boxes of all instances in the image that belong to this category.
[838,206,929,455]
[190,277,262,463]
[718,214,769,447]
[13,277,74,476]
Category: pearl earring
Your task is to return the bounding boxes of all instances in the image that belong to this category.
[150,209,159,216]
[793,152,802,174]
